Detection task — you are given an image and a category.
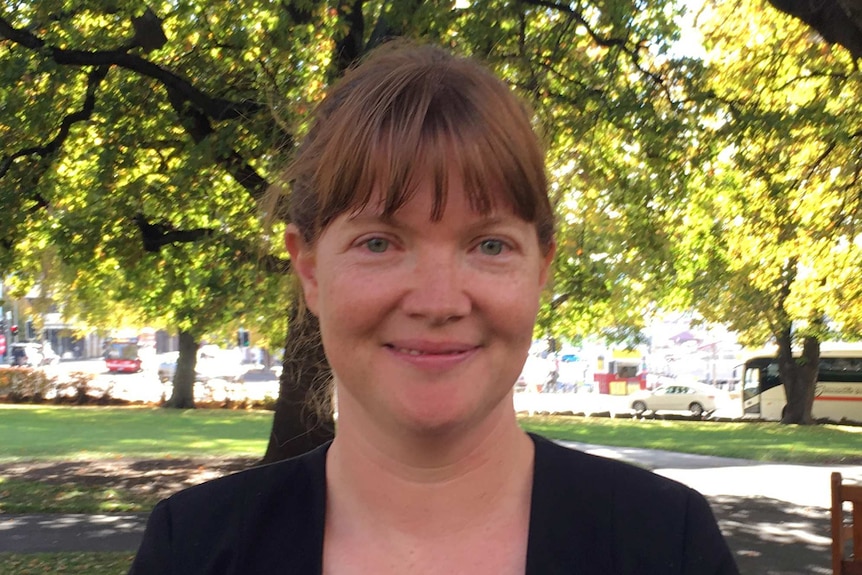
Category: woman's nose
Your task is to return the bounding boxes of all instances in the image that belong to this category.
[400,250,471,323]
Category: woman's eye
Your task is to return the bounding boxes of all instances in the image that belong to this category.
[478,239,505,256]
[364,237,390,253]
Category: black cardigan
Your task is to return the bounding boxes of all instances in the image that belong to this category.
[129,434,738,574]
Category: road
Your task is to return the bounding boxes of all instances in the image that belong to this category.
[8,358,741,415]
[46,358,168,403]
[4,357,281,404]
[513,388,744,419]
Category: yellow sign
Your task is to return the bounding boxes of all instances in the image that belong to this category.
[610,380,628,395]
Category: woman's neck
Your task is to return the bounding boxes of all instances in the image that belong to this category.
[326,402,534,539]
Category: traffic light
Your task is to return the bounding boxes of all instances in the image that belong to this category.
[10,325,18,340]
[25,320,35,340]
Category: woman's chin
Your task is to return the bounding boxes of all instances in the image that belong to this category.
[387,393,514,439]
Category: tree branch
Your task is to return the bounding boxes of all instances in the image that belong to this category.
[519,0,673,103]
[767,0,862,58]
[166,88,272,200]
[2,14,276,227]
[0,66,109,181]
[0,16,261,121]
[133,213,215,252]
[133,214,293,273]
[334,0,366,74]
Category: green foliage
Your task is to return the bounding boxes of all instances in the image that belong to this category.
[2,0,703,355]
[11,0,862,383]
[0,0,318,351]
[675,0,862,347]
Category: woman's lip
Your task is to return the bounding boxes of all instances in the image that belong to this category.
[384,343,479,371]
[385,341,479,355]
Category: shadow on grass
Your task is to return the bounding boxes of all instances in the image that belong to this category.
[0,457,259,514]
[2,457,257,495]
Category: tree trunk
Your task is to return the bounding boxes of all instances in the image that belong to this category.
[776,329,819,424]
[261,302,335,463]
[165,329,198,409]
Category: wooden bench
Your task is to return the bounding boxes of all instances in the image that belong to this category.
[832,471,862,575]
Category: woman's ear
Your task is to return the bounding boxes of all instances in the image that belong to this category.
[285,224,319,315]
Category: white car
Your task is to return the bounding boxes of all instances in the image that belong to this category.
[10,342,59,367]
[157,349,244,383]
[630,383,718,417]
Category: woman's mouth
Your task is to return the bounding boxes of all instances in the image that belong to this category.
[388,346,472,356]
[383,342,481,370]
[385,341,479,356]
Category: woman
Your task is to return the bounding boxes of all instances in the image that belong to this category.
[129,43,738,575]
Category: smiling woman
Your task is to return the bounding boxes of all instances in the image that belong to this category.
[129,42,739,575]
[287,176,553,442]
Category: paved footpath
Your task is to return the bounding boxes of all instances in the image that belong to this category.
[2,442,860,575]
[564,442,862,575]
[0,513,147,553]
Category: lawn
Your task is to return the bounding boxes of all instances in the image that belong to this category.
[521,414,862,464]
[0,552,134,575]
[4,404,855,517]
[2,404,859,464]
[0,405,273,461]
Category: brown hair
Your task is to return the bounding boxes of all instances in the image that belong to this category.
[282,42,554,253]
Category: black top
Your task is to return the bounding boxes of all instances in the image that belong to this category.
[129,434,739,574]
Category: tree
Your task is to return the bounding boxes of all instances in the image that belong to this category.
[0,1,311,407]
[1,0,729,460]
[259,0,712,459]
[674,0,862,423]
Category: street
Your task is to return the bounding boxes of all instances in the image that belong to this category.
[5,357,746,417]
[3,357,281,404]
[513,388,744,419]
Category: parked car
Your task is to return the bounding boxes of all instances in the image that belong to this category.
[630,383,718,417]
[157,348,243,383]
[9,342,59,367]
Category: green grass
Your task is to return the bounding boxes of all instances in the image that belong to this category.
[0,552,133,575]
[1,404,858,464]
[0,405,272,461]
[520,415,862,464]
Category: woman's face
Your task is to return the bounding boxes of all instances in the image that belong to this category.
[286,176,554,437]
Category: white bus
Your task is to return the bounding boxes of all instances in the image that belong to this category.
[741,346,862,424]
